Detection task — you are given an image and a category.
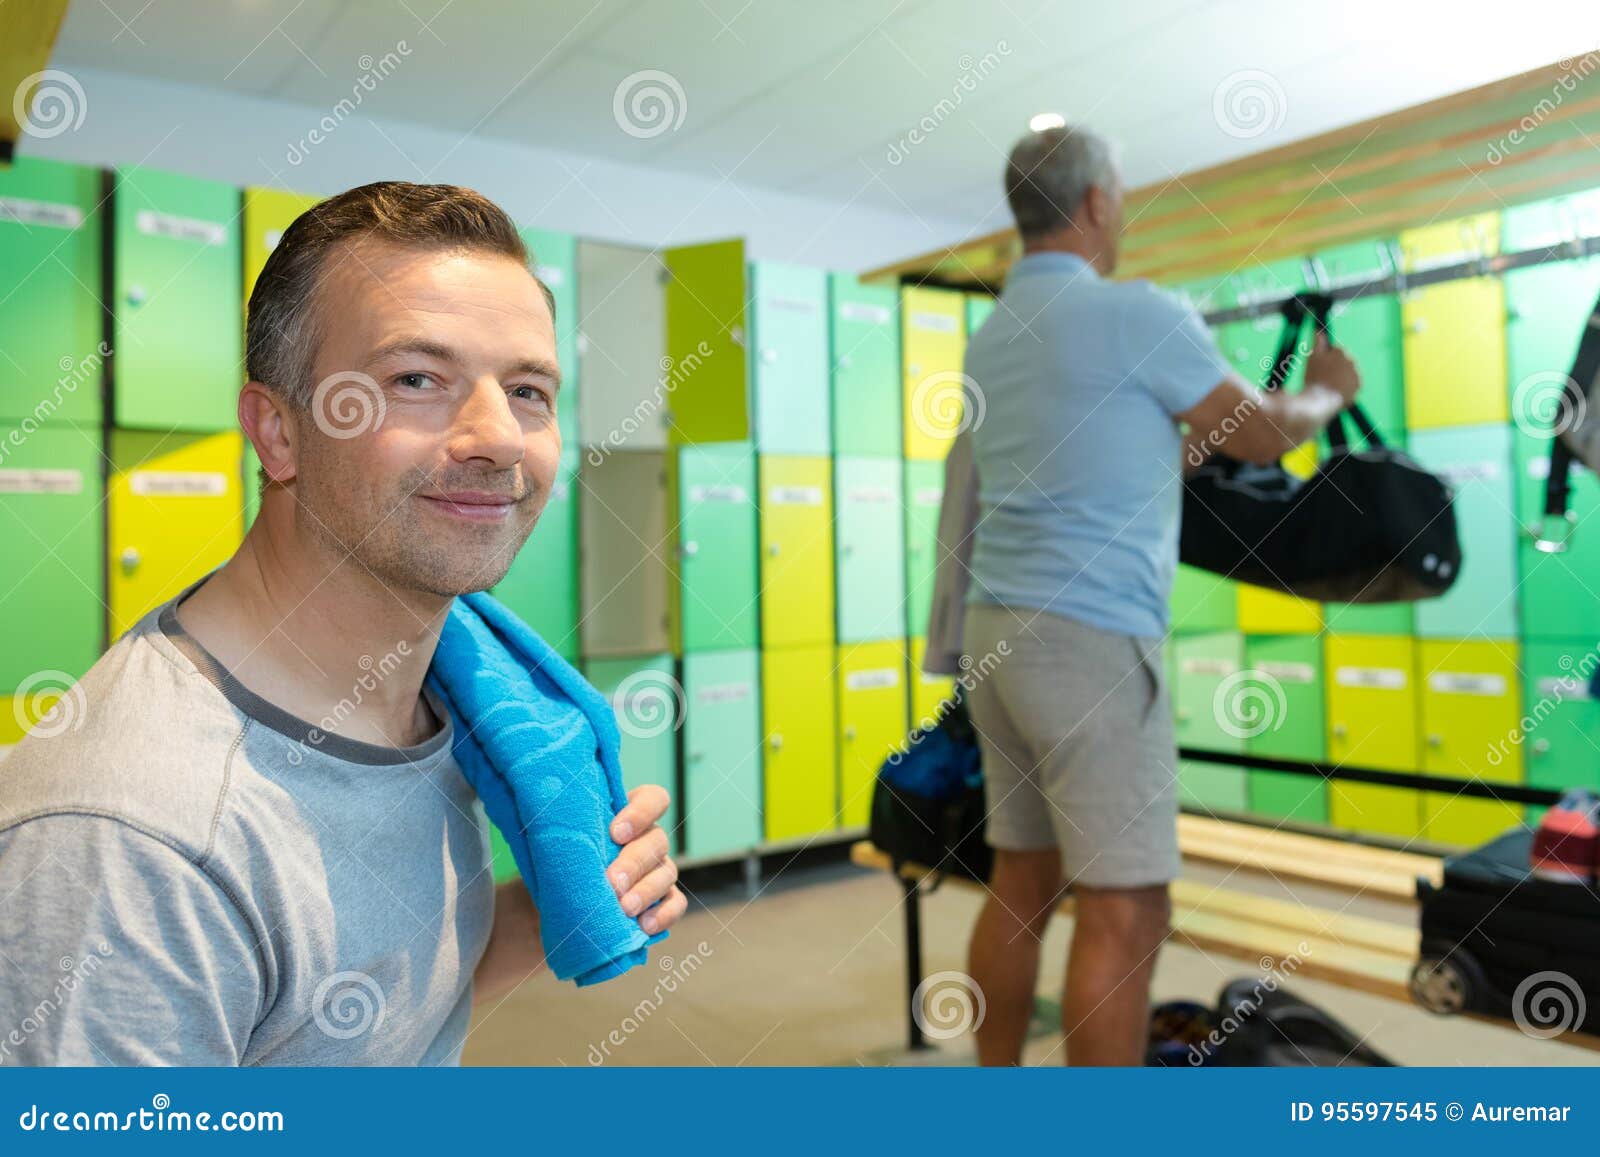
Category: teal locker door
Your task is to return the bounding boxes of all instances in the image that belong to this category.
[0,158,104,425]
[1308,239,1405,444]
[1173,633,1248,812]
[836,456,905,643]
[0,425,104,691]
[113,168,243,431]
[1515,428,1600,641]
[1409,424,1517,639]
[676,443,759,651]
[494,448,580,659]
[520,227,580,445]
[1169,564,1237,634]
[682,648,762,858]
[585,654,681,849]
[903,458,943,638]
[1521,640,1600,793]
[1242,635,1326,823]
[750,262,829,454]
[829,274,900,457]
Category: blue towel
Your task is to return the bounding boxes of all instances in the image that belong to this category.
[425,591,665,986]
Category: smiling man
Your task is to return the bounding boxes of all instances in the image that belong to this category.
[0,182,685,1065]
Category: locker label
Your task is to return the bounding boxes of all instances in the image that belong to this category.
[695,681,752,705]
[910,311,958,334]
[846,486,895,504]
[768,485,822,506]
[0,197,84,229]
[129,471,228,497]
[1257,661,1315,683]
[766,295,818,315]
[913,487,943,506]
[136,210,228,247]
[839,302,891,326]
[1538,676,1592,700]
[688,483,748,504]
[0,468,84,494]
[1428,672,1507,697]
[1335,666,1406,690]
[1180,657,1238,676]
[1436,461,1501,486]
[846,667,901,691]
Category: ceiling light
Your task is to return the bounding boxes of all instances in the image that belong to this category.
[1029,112,1065,132]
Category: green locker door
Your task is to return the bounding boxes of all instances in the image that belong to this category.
[1409,424,1517,639]
[579,450,671,657]
[113,167,243,431]
[835,456,905,643]
[663,238,749,444]
[1307,239,1406,444]
[1515,427,1600,640]
[682,648,762,858]
[758,455,834,649]
[1521,640,1600,794]
[903,458,943,638]
[1418,640,1525,847]
[0,157,103,425]
[586,654,681,850]
[1325,634,1422,839]
[1173,633,1248,812]
[1169,564,1238,634]
[750,262,829,455]
[1214,259,1308,384]
[520,227,580,445]
[0,425,104,691]
[672,442,758,652]
[494,448,580,659]
[1243,635,1326,823]
[762,644,838,841]
[829,274,900,457]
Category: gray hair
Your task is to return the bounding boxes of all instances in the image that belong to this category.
[1004,125,1119,240]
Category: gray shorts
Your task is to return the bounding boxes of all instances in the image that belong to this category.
[962,601,1180,889]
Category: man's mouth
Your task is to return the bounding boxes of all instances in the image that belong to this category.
[418,490,521,523]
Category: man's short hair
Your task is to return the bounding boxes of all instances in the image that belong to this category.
[1004,126,1119,242]
[246,181,553,409]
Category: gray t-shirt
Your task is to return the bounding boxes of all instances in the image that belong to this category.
[0,576,495,1065]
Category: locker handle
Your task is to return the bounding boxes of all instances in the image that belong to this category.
[767,543,781,557]
[119,546,141,573]
[126,285,148,307]
[689,751,705,762]
[908,363,922,376]
[769,734,783,750]
[1406,318,1428,336]
[1175,708,1191,723]
[761,348,778,365]
[1332,723,1348,739]
[840,544,854,558]
[1532,739,1551,756]
[681,540,700,557]
[1426,734,1442,748]
[838,354,853,369]
[844,726,857,741]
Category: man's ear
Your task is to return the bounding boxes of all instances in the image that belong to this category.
[239,383,299,484]
[1084,184,1113,230]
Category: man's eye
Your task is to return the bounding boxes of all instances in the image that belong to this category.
[395,372,434,390]
[511,384,551,405]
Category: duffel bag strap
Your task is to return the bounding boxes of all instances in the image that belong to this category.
[1534,289,1600,553]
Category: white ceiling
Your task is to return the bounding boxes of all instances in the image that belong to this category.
[51,0,1600,234]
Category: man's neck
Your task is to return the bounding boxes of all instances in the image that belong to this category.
[1021,232,1107,275]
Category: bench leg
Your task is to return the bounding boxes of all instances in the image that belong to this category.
[902,876,930,1051]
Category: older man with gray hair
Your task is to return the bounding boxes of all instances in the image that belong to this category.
[956,125,1360,1065]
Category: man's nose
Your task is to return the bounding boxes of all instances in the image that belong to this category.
[449,378,525,469]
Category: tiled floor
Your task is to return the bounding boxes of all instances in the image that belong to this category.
[462,855,1600,1067]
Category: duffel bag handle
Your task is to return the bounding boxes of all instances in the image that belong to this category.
[1273,293,1383,453]
[1532,288,1600,553]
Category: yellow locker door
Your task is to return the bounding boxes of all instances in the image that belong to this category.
[908,637,956,729]
[243,187,321,301]
[1325,635,1421,838]
[109,430,246,638]
[1237,588,1321,633]
[1418,640,1525,847]
[901,286,967,461]
[761,644,838,841]
[837,640,909,828]
[759,455,834,648]
[1399,214,1507,429]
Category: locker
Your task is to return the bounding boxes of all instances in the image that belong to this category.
[750,262,830,455]
[1409,424,1517,639]
[1399,214,1507,429]
[242,186,319,300]
[1243,635,1326,824]
[489,825,520,884]
[670,442,758,652]
[585,654,680,848]
[908,636,956,729]
[1520,639,1600,794]
[1168,564,1237,634]
[662,238,749,444]
[494,448,580,659]
[108,429,245,638]
[1325,635,1422,838]
[113,167,243,431]
[1178,760,1249,814]
[578,241,669,450]
[835,456,906,643]
[682,648,763,858]
[829,274,900,457]
[0,425,104,690]
[520,227,580,445]
[761,644,838,841]
[758,455,834,649]
[579,450,671,657]
[1514,427,1600,640]
[242,439,262,528]
[837,640,910,828]
[1418,639,1525,847]
[901,286,966,460]
[1173,632,1244,757]
[0,157,103,425]
[1324,597,1413,636]
[1307,238,1406,445]
[1213,259,1309,385]
[966,293,996,336]
[1236,587,1320,634]
[903,458,943,637]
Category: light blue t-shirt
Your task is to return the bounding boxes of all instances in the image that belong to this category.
[964,251,1235,638]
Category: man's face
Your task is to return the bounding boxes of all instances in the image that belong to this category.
[291,240,561,598]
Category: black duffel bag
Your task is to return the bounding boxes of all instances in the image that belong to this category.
[1180,293,1461,604]
[868,694,992,884]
